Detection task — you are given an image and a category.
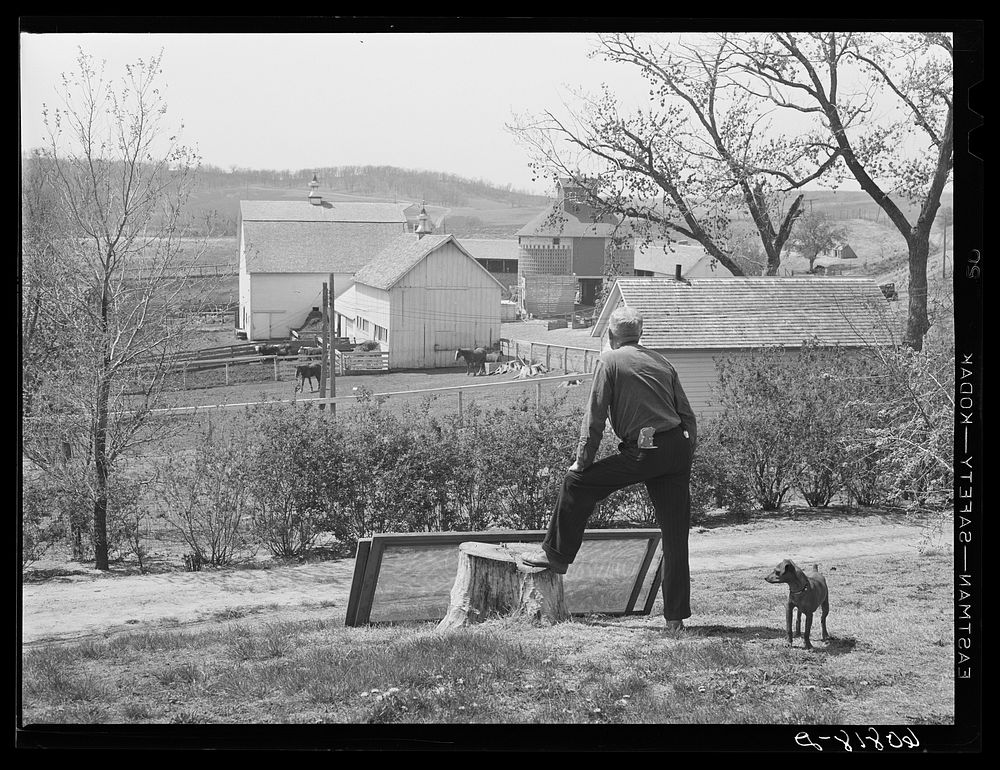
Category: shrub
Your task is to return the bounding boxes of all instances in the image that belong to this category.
[714,346,800,510]
[243,403,346,559]
[157,416,256,567]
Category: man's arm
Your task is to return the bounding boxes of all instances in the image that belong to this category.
[672,367,697,450]
[574,359,613,469]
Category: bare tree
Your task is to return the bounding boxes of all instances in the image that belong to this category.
[508,33,843,276]
[730,32,953,349]
[22,49,211,570]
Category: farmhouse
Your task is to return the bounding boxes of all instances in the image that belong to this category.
[633,240,735,279]
[591,276,896,416]
[516,177,635,315]
[237,180,407,340]
[336,233,505,370]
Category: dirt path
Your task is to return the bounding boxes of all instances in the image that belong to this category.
[21,514,949,647]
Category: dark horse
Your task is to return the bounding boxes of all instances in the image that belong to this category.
[455,347,488,376]
[294,363,322,393]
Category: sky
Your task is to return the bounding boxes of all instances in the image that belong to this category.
[19,30,656,195]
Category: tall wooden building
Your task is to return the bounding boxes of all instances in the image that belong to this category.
[516,178,635,315]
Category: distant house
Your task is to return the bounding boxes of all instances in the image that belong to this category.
[516,177,635,313]
[336,233,505,369]
[591,277,896,415]
[633,240,734,279]
[237,181,407,340]
[835,244,858,260]
[458,238,519,293]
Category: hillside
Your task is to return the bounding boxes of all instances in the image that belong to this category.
[186,164,550,237]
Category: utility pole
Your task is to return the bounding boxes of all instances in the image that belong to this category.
[328,273,336,417]
[319,281,329,411]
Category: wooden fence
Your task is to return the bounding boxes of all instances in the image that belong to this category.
[335,350,389,375]
[500,339,601,375]
[145,371,595,419]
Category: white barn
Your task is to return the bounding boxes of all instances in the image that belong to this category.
[592,276,896,416]
[237,196,407,341]
[337,234,505,370]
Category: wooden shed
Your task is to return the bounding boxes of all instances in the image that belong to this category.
[591,277,896,416]
[237,198,407,340]
[336,234,505,370]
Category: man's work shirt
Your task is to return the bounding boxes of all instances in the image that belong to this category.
[576,341,698,467]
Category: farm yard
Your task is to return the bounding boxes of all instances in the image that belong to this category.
[21,22,969,739]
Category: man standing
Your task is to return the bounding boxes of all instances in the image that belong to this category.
[522,306,697,631]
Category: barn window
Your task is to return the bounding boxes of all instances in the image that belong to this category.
[374,324,388,343]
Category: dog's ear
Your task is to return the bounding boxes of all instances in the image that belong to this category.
[780,559,795,575]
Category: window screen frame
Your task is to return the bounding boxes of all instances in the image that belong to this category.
[344,529,663,627]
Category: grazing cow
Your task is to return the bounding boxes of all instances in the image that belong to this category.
[294,363,322,393]
[455,347,488,376]
[299,346,323,357]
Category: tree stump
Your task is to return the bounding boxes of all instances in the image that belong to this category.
[436,542,570,630]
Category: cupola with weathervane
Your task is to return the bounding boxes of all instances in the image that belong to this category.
[308,173,323,206]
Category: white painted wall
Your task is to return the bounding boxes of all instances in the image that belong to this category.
[247,272,354,341]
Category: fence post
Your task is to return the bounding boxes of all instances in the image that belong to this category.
[458,389,464,422]
[535,381,541,413]
[546,345,551,371]
[273,356,278,381]
[225,363,229,386]
[562,347,567,373]
[583,350,589,373]
[182,363,188,390]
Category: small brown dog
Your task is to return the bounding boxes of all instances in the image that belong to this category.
[765,559,830,649]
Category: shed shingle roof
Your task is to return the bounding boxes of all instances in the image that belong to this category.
[240,200,407,223]
[242,220,405,273]
[353,234,507,291]
[594,277,896,349]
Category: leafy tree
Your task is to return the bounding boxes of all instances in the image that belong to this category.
[789,210,849,271]
[731,32,953,349]
[22,49,211,570]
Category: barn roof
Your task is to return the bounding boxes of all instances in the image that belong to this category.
[634,240,732,276]
[591,277,896,349]
[457,238,520,262]
[353,234,506,291]
[515,204,624,239]
[241,220,406,273]
[240,200,407,223]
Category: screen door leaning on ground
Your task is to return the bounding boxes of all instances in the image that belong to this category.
[345,529,664,626]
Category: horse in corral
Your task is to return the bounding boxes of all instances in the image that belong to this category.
[455,347,488,376]
[294,362,322,393]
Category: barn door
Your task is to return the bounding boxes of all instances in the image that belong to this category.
[252,312,271,341]
[433,328,460,369]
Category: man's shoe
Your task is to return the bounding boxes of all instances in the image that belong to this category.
[663,620,685,633]
[520,549,569,574]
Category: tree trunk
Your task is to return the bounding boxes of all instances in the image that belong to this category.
[436,542,570,630]
[92,369,112,571]
[904,236,931,351]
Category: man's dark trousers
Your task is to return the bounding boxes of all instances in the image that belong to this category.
[541,425,693,621]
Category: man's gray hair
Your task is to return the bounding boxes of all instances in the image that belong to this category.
[609,306,643,342]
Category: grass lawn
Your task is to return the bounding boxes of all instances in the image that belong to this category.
[20,548,953,730]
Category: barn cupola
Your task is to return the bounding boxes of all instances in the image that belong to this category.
[415,201,434,238]
[308,173,323,206]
